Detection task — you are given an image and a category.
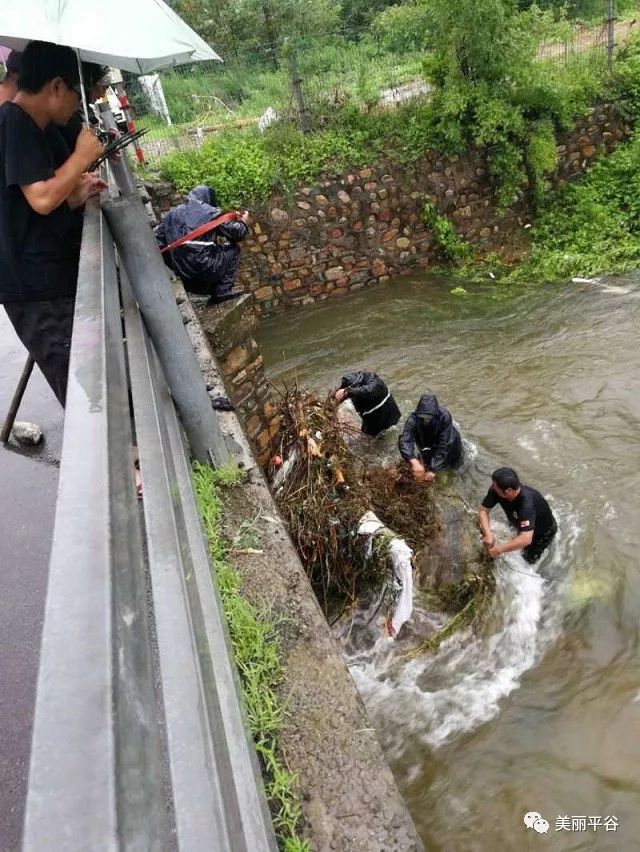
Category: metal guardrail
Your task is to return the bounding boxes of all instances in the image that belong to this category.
[22,199,277,851]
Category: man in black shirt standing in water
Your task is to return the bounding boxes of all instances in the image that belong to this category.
[479,467,558,564]
[0,41,103,406]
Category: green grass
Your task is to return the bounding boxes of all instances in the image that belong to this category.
[192,462,309,852]
[135,113,188,143]
[154,40,424,128]
[133,38,424,158]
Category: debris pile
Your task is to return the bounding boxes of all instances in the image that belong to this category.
[268,384,493,649]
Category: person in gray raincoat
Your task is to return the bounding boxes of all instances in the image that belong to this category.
[334,370,401,436]
[398,393,463,482]
[155,184,250,303]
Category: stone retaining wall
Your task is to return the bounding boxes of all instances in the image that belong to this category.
[149,101,631,317]
[192,294,279,466]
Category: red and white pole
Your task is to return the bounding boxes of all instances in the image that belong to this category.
[116,84,145,164]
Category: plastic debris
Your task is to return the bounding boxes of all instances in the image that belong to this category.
[356,510,414,638]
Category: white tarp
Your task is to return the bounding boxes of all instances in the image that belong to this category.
[357,511,414,637]
[138,73,172,125]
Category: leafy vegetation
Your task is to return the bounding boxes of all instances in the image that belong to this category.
[157,49,605,209]
[421,0,608,206]
[422,201,472,263]
[150,0,629,133]
[493,34,640,282]
[156,1,640,285]
[192,463,309,852]
[508,131,640,281]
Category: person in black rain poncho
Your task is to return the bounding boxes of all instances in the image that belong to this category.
[398,394,463,482]
[334,371,401,437]
[155,184,250,303]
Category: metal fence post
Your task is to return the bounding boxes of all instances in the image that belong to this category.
[608,0,616,67]
[103,196,228,466]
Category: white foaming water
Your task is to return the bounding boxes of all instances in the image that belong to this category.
[516,435,539,460]
[349,504,579,758]
[598,284,631,295]
[459,436,478,469]
[517,420,559,463]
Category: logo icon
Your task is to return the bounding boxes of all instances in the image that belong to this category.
[524,812,550,834]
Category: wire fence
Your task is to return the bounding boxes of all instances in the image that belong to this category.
[125,2,639,166]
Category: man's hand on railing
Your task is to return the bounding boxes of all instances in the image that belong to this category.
[67,172,108,210]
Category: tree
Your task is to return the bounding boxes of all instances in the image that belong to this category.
[175,0,340,67]
[340,0,399,35]
[371,2,431,53]
[422,0,596,206]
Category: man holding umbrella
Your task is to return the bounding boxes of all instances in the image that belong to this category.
[0,41,104,405]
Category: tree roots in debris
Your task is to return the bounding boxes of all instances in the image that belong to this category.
[268,384,492,642]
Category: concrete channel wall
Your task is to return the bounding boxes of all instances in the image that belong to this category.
[176,283,423,851]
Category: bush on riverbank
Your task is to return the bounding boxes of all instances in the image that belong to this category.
[158,0,608,211]
[158,55,603,209]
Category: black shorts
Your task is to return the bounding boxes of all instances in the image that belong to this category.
[523,526,558,564]
[4,297,75,407]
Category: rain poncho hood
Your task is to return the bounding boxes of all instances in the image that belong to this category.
[415,393,443,419]
[183,185,219,230]
[340,371,366,390]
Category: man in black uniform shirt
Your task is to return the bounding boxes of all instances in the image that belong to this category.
[479,467,558,564]
[0,41,103,406]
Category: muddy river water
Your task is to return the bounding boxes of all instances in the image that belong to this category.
[259,272,640,851]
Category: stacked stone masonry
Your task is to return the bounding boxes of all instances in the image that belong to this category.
[149,102,631,318]
[194,295,280,465]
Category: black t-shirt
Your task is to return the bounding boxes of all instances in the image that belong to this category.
[481,484,557,544]
[0,102,82,303]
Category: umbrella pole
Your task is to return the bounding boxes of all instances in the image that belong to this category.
[75,49,91,125]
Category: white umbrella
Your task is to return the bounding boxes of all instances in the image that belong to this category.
[0,0,222,73]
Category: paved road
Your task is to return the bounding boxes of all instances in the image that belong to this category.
[0,311,62,852]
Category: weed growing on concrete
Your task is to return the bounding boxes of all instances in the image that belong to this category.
[192,462,309,852]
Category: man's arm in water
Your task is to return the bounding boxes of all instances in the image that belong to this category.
[479,505,496,551]
[486,529,534,559]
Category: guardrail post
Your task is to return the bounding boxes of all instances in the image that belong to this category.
[103,196,228,466]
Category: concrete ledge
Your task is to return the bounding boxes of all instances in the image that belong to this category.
[176,284,423,851]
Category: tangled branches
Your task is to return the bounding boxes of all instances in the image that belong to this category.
[269,384,438,616]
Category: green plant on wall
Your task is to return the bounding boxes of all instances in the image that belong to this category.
[510,130,640,282]
[422,200,472,263]
[525,119,559,207]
